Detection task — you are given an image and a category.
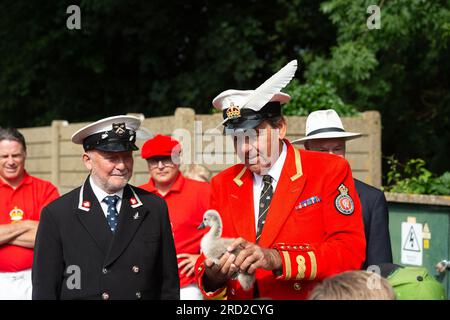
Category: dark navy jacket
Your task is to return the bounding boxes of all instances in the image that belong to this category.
[355,179,393,269]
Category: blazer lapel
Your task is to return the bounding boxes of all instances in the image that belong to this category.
[75,178,113,255]
[104,185,148,267]
[229,167,256,242]
[259,143,307,248]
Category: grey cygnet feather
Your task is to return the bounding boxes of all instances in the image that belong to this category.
[199,210,255,291]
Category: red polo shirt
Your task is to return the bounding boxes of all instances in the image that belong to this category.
[139,173,211,288]
[0,172,60,272]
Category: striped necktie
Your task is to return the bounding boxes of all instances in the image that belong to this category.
[256,175,273,243]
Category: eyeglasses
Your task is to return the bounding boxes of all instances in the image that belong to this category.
[147,157,176,169]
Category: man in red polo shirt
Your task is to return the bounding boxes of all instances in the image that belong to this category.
[139,134,211,300]
[0,128,59,299]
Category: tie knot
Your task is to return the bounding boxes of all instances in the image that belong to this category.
[262,175,272,185]
[104,195,119,205]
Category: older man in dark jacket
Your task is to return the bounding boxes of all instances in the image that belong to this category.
[32,115,179,300]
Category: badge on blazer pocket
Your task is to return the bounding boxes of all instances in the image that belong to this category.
[295,196,321,210]
[334,184,354,215]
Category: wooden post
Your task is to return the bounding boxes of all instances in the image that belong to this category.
[364,111,382,188]
[51,120,68,190]
[173,108,196,165]
[125,113,145,186]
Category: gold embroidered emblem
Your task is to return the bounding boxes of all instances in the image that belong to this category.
[226,103,241,120]
[9,206,24,223]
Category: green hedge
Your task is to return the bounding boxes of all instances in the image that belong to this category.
[384,157,450,196]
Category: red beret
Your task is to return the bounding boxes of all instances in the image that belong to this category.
[141,134,181,159]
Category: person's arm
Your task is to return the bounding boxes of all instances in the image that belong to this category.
[7,182,60,249]
[195,252,236,300]
[226,237,282,275]
[159,201,180,300]
[32,207,64,300]
[9,220,39,248]
[177,253,200,278]
[195,241,274,298]
[0,221,31,245]
[202,252,239,291]
[271,159,366,281]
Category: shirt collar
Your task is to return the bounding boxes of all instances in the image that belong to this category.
[170,172,185,193]
[253,141,287,187]
[146,172,185,197]
[89,175,124,203]
[0,171,32,189]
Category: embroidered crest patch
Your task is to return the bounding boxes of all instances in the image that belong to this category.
[226,102,241,120]
[9,206,24,223]
[334,184,354,215]
[112,123,126,136]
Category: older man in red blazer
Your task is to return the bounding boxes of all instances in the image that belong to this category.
[195,60,366,300]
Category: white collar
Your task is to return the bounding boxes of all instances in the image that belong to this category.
[253,141,287,188]
[89,176,124,203]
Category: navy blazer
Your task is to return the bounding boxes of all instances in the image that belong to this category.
[32,178,179,300]
[354,179,393,269]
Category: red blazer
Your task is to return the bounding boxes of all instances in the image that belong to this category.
[195,141,366,300]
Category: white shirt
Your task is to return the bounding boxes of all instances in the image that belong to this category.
[252,142,287,232]
[89,176,124,218]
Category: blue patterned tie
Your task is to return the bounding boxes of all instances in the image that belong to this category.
[103,195,120,233]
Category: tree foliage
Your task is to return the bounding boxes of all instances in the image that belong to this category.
[0,0,335,126]
[284,79,357,116]
[307,0,450,174]
[384,156,450,195]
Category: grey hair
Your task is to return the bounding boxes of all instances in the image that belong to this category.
[0,127,27,153]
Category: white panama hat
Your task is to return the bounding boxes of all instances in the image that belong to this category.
[292,109,361,144]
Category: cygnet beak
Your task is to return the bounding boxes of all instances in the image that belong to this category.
[197,221,206,230]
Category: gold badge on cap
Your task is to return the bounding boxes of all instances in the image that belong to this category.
[226,102,241,120]
[113,123,126,136]
[9,206,24,223]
